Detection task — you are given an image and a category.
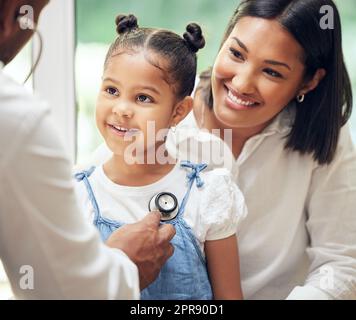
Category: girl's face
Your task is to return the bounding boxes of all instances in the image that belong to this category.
[96,51,179,158]
[211,17,308,135]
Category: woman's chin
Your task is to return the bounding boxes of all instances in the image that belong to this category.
[213,105,244,128]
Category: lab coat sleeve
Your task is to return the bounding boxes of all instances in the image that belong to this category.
[0,105,139,299]
[288,124,356,300]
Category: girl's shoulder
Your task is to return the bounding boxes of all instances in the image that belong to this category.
[200,166,235,187]
[189,165,247,241]
[199,166,246,219]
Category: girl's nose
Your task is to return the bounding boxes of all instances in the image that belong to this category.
[112,102,134,119]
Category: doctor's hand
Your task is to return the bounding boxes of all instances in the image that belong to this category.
[106,211,176,290]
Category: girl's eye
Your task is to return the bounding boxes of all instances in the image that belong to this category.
[105,87,119,96]
[264,68,283,78]
[229,48,244,60]
[137,94,153,103]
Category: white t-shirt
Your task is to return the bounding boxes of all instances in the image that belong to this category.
[75,163,247,253]
[0,63,139,299]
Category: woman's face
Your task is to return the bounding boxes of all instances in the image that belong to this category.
[211,17,306,135]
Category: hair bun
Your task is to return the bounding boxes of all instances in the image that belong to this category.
[183,23,205,53]
[115,14,138,34]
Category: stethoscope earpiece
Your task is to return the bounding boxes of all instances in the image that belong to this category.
[148,192,179,221]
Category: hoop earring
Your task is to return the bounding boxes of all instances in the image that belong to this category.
[297,94,305,103]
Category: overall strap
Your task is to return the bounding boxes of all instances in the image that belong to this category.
[177,160,207,218]
[74,166,101,224]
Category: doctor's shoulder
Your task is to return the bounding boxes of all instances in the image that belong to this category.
[0,72,50,154]
[0,72,49,134]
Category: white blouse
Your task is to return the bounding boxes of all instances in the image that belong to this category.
[181,106,356,300]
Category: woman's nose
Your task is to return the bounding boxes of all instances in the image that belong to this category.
[231,67,256,95]
[112,101,134,118]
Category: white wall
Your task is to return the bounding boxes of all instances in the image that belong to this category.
[33,0,76,163]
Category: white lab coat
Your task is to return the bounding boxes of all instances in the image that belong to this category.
[0,61,139,299]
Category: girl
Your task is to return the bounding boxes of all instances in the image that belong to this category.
[75,14,247,300]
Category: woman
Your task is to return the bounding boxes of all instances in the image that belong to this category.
[189,0,356,299]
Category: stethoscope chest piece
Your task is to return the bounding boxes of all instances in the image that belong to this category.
[148,192,179,221]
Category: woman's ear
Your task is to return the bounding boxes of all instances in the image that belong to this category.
[297,68,326,96]
[170,96,193,126]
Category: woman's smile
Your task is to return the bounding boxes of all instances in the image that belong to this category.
[224,84,262,111]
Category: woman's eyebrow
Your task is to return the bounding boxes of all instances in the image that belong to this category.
[264,59,291,71]
[232,37,249,52]
[232,36,291,71]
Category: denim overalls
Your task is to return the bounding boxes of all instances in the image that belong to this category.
[75,161,213,300]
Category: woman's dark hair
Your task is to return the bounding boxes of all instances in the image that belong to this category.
[200,0,353,165]
[104,14,205,100]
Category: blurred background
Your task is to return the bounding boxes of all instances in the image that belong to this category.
[74,0,356,164]
[1,0,355,299]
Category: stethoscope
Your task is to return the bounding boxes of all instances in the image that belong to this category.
[148,192,179,221]
[17,15,43,84]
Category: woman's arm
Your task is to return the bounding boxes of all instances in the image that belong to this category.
[205,234,243,300]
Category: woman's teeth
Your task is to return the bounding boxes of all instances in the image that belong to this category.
[112,125,128,132]
[228,90,257,106]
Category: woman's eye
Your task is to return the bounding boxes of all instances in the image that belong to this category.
[264,68,283,78]
[229,48,244,60]
[105,87,119,96]
[137,94,153,103]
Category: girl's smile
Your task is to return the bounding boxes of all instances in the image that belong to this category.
[107,122,140,138]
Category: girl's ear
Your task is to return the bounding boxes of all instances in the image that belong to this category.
[297,68,326,96]
[170,96,193,126]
